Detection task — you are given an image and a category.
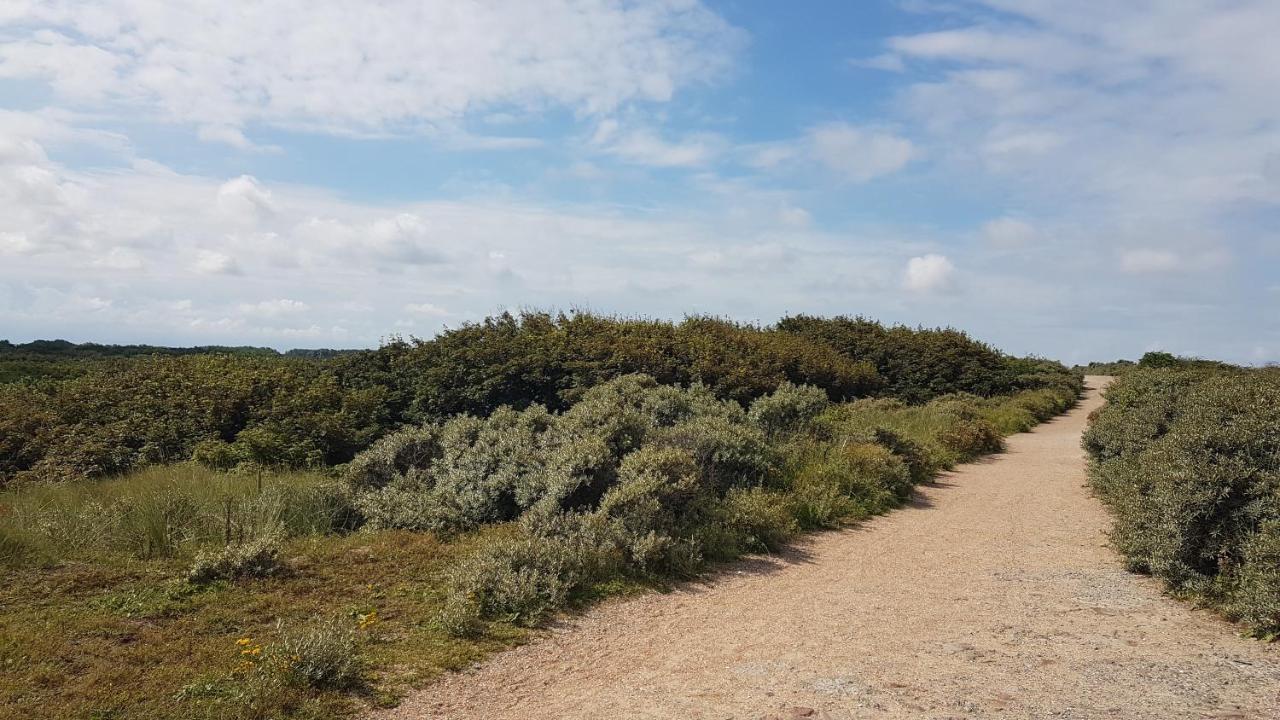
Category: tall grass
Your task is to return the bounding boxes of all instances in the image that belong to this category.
[0,465,350,566]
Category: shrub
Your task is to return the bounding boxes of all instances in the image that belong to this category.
[864,428,933,485]
[748,382,830,437]
[936,419,1003,458]
[594,446,708,571]
[341,425,440,492]
[650,416,776,492]
[399,311,883,421]
[191,439,245,471]
[1084,367,1280,636]
[1,354,390,483]
[438,525,620,634]
[187,530,283,584]
[775,314,1019,403]
[714,487,798,553]
[1231,522,1280,636]
[268,615,363,689]
[786,442,909,528]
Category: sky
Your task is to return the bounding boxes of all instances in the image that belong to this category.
[2,0,1278,366]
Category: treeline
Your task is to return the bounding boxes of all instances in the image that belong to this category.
[1084,367,1280,637]
[0,339,357,359]
[1073,351,1237,376]
[0,339,354,384]
[0,312,1079,485]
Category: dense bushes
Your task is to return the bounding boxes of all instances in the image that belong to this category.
[0,355,389,484]
[1083,368,1280,637]
[778,315,1015,402]
[0,311,1079,486]
[394,312,883,417]
[370,373,1081,633]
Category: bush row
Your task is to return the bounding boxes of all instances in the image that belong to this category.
[339,373,1079,634]
[0,312,1079,485]
[1083,368,1280,637]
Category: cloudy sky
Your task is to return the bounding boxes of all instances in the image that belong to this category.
[2,0,1278,364]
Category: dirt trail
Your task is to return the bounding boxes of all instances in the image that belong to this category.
[384,377,1280,720]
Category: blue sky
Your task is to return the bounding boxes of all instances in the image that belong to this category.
[2,1,1278,365]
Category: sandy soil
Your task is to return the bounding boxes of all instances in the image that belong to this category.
[381,377,1280,720]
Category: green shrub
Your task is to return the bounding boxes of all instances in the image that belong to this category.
[268,614,363,689]
[0,527,42,568]
[594,446,708,571]
[785,442,909,528]
[340,425,440,492]
[650,416,776,492]
[187,530,283,584]
[399,311,882,421]
[748,382,830,437]
[936,418,1003,458]
[776,314,1018,403]
[1231,522,1280,636]
[714,487,798,553]
[191,439,245,471]
[438,524,620,634]
[1084,367,1280,636]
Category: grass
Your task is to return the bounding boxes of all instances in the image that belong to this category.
[0,384,1079,719]
[1,465,350,565]
[0,527,530,719]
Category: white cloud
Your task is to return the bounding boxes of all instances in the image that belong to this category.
[809,123,916,182]
[980,217,1038,248]
[888,1,1280,269]
[740,123,915,182]
[0,231,35,254]
[687,244,795,273]
[903,253,956,292]
[238,299,310,317]
[404,302,449,317]
[217,175,274,225]
[93,246,144,270]
[366,214,445,266]
[0,143,918,348]
[197,125,282,154]
[592,121,724,167]
[195,250,240,275]
[0,1,742,140]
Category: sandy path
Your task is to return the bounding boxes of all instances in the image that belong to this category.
[384,377,1280,720]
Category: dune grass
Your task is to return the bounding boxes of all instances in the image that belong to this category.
[1,465,351,567]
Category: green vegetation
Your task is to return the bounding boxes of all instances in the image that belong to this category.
[0,313,1082,718]
[1073,350,1238,376]
[0,311,1072,486]
[1083,367,1280,638]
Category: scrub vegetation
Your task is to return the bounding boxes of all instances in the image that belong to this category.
[0,312,1081,719]
[1084,364,1280,638]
